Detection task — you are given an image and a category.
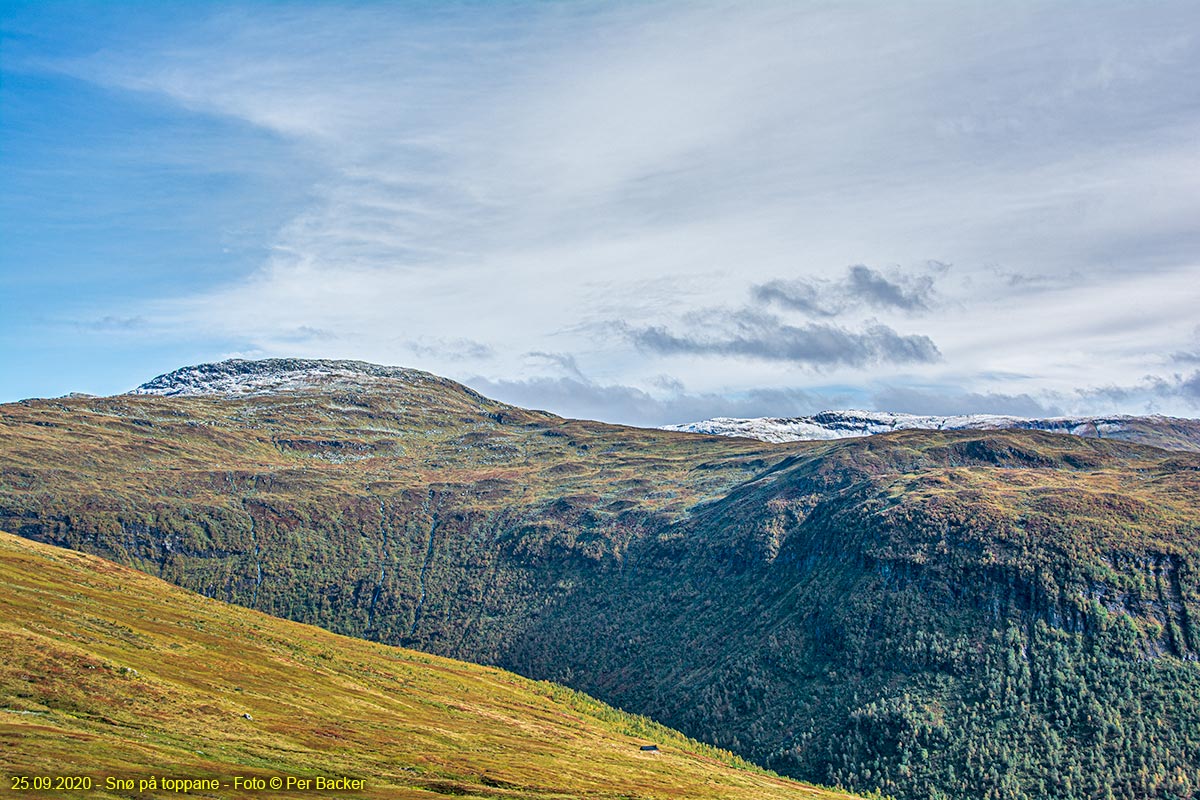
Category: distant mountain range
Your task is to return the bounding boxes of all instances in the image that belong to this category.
[664,409,1200,451]
[4,358,1200,800]
[127,359,1200,454]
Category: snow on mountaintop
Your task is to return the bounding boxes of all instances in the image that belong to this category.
[130,359,438,397]
[661,410,1139,444]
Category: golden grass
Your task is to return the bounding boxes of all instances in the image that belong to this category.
[0,532,857,800]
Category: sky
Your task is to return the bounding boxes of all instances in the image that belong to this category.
[2,0,1199,425]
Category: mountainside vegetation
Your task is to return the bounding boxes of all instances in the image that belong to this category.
[0,530,856,800]
[3,362,1200,800]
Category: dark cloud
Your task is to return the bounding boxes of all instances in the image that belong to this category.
[751,280,837,316]
[652,374,685,393]
[627,311,940,368]
[871,385,1063,417]
[464,374,828,427]
[622,267,942,370]
[752,264,938,316]
[1078,382,1158,406]
[846,265,934,311]
[1181,371,1200,402]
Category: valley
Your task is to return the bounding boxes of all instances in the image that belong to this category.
[0,531,854,799]
[3,360,1200,799]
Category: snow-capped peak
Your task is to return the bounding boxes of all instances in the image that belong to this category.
[661,409,1139,443]
[129,358,434,397]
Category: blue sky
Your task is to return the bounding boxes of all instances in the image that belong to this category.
[2,1,1199,424]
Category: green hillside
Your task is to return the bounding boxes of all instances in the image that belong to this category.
[3,363,1200,800]
[0,531,856,800]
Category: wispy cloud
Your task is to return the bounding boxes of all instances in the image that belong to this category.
[6,1,1199,418]
[466,373,834,427]
[406,338,495,362]
[76,315,145,332]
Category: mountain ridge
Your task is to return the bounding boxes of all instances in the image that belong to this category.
[129,357,469,398]
[663,408,1200,451]
[127,358,1200,452]
[5,358,1200,800]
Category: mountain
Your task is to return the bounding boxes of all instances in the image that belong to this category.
[4,358,1200,800]
[0,530,856,800]
[662,409,1200,451]
[128,357,459,398]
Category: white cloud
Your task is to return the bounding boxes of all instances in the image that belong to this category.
[56,1,1200,419]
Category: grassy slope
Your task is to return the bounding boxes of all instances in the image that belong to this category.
[0,531,856,800]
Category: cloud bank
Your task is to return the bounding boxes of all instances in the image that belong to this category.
[628,315,940,368]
